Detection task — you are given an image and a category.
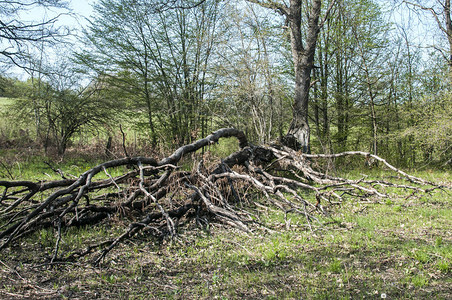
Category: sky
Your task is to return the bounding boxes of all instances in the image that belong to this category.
[66,0,95,30]
[28,0,445,53]
[8,0,95,78]
[25,0,95,32]
[15,0,95,47]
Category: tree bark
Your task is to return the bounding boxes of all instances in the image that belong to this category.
[246,0,333,152]
[446,0,452,77]
[286,0,323,153]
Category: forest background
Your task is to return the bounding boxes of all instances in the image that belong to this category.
[0,0,450,168]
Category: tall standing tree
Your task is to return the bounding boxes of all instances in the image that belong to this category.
[76,0,223,146]
[246,0,335,152]
[212,2,290,144]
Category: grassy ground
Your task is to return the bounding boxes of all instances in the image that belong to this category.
[0,97,13,130]
[0,157,451,299]
[0,97,13,107]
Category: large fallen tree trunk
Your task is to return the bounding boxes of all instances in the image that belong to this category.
[0,128,447,265]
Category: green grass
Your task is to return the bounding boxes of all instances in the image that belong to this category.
[0,96,13,108]
[0,157,451,299]
[0,152,110,181]
[0,97,14,131]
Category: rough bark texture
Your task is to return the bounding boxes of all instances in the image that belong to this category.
[0,128,444,265]
[446,0,452,76]
[286,0,323,153]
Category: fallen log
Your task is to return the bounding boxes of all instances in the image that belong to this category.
[0,128,446,265]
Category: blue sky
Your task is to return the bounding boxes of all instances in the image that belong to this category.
[24,0,442,50]
[66,0,95,29]
[22,0,94,32]
[10,0,444,79]
[8,0,95,78]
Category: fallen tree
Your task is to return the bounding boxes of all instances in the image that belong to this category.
[0,128,447,265]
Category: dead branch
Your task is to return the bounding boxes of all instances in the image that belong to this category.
[0,128,445,265]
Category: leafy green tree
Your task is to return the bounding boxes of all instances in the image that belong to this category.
[10,59,119,155]
[310,0,394,156]
[398,57,452,166]
[246,0,336,152]
[76,0,223,146]
[212,2,291,144]
[350,0,391,155]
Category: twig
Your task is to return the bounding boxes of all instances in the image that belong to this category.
[44,161,67,179]
[50,218,62,263]
[119,124,129,158]
[0,161,14,180]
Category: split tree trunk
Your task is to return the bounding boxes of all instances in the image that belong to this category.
[246,0,328,151]
[286,0,323,152]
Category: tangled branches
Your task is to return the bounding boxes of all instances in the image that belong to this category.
[0,128,445,265]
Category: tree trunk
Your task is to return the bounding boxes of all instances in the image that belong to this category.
[286,0,322,153]
[246,0,333,151]
[446,0,452,78]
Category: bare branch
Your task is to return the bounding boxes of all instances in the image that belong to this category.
[0,129,443,264]
[245,0,289,16]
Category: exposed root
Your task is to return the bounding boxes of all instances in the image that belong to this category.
[0,128,446,265]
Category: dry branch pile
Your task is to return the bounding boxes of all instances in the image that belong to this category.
[0,128,445,265]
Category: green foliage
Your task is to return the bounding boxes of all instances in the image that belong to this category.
[3,62,121,155]
[0,0,449,168]
[212,2,291,144]
[0,97,14,138]
[308,0,451,168]
[436,261,450,273]
[410,274,429,288]
[76,0,227,147]
[0,0,451,297]
[0,77,29,98]
[400,87,452,166]
[328,258,343,273]
[38,228,55,248]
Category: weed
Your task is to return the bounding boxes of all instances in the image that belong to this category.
[413,249,430,264]
[329,258,343,273]
[393,205,402,212]
[101,273,117,284]
[38,228,55,248]
[435,237,443,247]
[411,274,429,287]
[436,261,450,273]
